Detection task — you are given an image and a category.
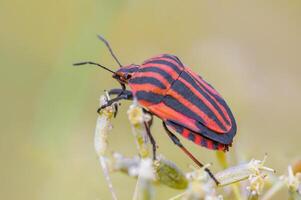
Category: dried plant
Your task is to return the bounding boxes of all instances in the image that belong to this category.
[94,94,301,200]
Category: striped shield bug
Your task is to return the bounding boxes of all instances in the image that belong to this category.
[74,35,237,185]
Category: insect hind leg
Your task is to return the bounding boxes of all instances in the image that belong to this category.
[143,121,157,160]
[162,122,220,185]
[141,110,157,160]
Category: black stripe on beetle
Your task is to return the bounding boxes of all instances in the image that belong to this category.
[135,91,164,104]
[130,77,167,89]
[182,72,231,125]
[139,67,174,84]
[143,60,183,74]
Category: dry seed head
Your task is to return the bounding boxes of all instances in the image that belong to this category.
[183,178,221,200]
[139,158,156,180]
[127,99,151,126]
[94,94,114,156]
[182,164,222,200]
[280,165,301,194]
[186,164,212,183]
[215,155,274,187]
[246,173,267,196]
[132,158,155,200]
[98,94,116,118]
[154,155,188,189]
[247,155,275,175]
[94,93,117,200]
[127,100,151,158]
[111,152,140,175]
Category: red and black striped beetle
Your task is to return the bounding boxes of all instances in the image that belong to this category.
[75,36,237,184]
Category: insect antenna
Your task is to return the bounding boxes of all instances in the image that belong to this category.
[97,35,123,68]
[73,61,116,74]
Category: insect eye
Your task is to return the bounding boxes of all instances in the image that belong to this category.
[124,73,132,79]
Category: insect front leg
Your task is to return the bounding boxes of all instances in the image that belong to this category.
[108,88,133,99]
[107,89,133,117]
[162,122,220,185]
[97,90,133,116]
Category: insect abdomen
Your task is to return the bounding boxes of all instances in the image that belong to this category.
[161,69,236,145]
[165,120,228,151]
[128,54,236,149]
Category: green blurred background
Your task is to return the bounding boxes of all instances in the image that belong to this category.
[1,0,300,199]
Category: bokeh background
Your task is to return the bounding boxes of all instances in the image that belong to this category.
[1,0,300,199]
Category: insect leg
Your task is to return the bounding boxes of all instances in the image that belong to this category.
[108,88,133,99]
[142,110,157,160]
[110,83,126,98]
[142,109,153,128]
[97,93,132,114]
[162,122,220,185]
[143,121,157,160]
[104,89,133,117]
[118,83,126,96]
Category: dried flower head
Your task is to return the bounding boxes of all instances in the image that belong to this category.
[92,94,295,200]
[215,155,275,187]
[280,165,301,195]
[94,93,115,156]
[180,164,221,200]
[127,99,151,126]
[127,100,151,158]
[154,155,188,189]
[246,173,267,196]
[94,93,118,200]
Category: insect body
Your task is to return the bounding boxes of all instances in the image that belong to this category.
[75,35,237,185]
[116,54,236,151]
